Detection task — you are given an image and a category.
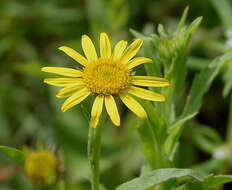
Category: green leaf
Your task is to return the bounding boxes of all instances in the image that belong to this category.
[142,39,162,78]
[153,15,201,125]
[175,183,203,190]
[194,158,226,175]
[137,121,161,169]
[0,145,25,164]
[136,99,168,169]
[165,16,202,101]
[165,112,197,157]
[132,12,202,125]
[165,51,232,157]
[184,17,203,45]
[222,65,232,97]
[187,56,210,71]
[183,51,232,119]
[130,29,162,78]
[130,28,152,40]
[176,184,188,190]
[193,125,223,154]
[115,168,204,190]
[177,175,232,190]
[202,175,232,189]
[177,7,189,34]
[137,99,166,135]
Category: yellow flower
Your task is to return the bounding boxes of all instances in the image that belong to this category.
[24,151,57,185]
[42,33,169,128]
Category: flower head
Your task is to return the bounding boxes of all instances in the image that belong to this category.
[24,150,58,185]
[42,33,169,128]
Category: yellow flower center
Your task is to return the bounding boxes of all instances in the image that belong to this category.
[83,58,129,95]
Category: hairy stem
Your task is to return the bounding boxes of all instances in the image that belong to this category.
[88,110,107,190]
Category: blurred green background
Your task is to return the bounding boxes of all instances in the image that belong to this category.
[1,0,232,189]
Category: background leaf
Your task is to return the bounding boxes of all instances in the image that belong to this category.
[165,51,232,157]
[0,145,25,164]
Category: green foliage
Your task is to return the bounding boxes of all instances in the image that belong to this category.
[132,7,203,167]
[116,168,204,190]
[183,49,232,119]
[176,175,232,190]
[192,124,223,154]
[130,7,232,189]
[201,175,232,189]
[166,51,232,157]
[115,167,232,190]
[0,145,25,164]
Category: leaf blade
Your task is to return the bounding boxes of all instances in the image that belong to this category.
[116,168,204,190]
[0,145,25,164]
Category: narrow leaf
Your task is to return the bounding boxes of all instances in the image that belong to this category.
[165,51,232,157]
[0,145,25,164]
[183,51,232,118]
[177,6,189,34]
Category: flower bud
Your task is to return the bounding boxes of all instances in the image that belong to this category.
[24,150,58,185]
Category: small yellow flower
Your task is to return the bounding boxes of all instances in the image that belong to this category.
[24,151,57,185]
[42,33,169,128]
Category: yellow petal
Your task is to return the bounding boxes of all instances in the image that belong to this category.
[127,86,165,102]
[130,76,170,87]
[58,46,88,66]
[61,88,90,112]
[44,78,83,87]
[41,67,83,77]
[119,93,147,120]
[127,57,152,70]
[100,32,111,59]
[120,39,143,64]
[105,95,120,126]
[90,95,104,128]
[112,40,127,60]
[81,35,98,62]
[56,84,85,98]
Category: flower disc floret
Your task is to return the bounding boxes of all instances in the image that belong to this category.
[83,58,129,95]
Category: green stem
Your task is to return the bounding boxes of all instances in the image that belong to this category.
[88,110,107,190]
[226,94,232,149]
